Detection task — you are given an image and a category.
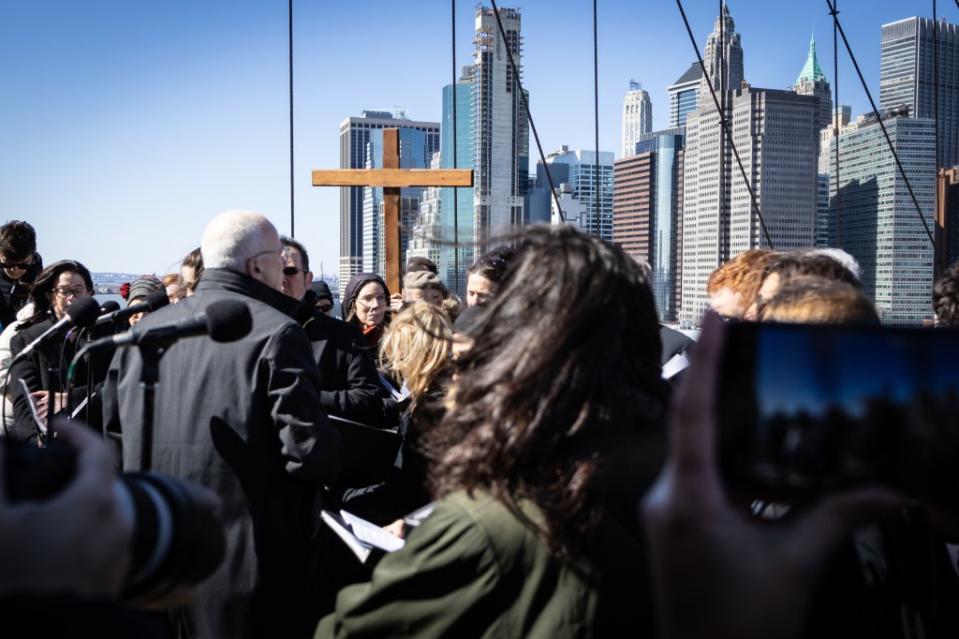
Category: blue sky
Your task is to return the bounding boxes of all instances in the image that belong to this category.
[0,0,946,276]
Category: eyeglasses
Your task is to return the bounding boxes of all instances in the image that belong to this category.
[316,301,333,313]
[54,286,88,298]
[283,266,306,276]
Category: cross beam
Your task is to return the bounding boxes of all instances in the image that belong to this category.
[312,128,473,293]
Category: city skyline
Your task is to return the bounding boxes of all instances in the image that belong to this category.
[0,0,942,275]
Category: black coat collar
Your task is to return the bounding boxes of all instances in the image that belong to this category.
[195,268,300,318]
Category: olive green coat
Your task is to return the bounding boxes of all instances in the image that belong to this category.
[316,490,652,638]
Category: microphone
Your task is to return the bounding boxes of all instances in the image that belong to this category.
[96,290,169,326]
[10,297,101,365]
[85,299,252,352]
[99,300,121,315]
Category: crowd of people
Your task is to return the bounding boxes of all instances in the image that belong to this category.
[0,213,958,638]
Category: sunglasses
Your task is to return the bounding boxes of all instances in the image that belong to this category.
[283,266,306,276]
[0,257,34,270]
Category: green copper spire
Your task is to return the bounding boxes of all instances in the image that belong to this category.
[796,34,827,85]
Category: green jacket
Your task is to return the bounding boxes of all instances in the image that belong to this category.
[316,490,652,638]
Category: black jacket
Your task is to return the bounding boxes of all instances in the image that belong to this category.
[0,253,41,329]
[102,268,343,639]
[295,300,385,427]
[8,313,113,443]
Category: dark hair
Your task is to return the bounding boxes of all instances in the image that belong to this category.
[467,246,514,284]
[934,261,959,326]
[429,225,668,557]
[406,256,438,275]
[22,260,94,327]
[182,247,204,293]
[0,221,37,261]
[452,304,485,334]
[765,253,861,289]
[280,236,310,272]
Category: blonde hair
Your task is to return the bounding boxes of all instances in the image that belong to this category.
[379,302,452,400]
[760,276,878,325]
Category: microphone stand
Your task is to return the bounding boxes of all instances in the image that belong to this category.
[45,364,58,443]
[84,327,95,424]
[137,344,165,472]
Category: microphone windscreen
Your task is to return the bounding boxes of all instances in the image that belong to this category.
[66,297,102,328]
[99,300,121,314]
[205,300,253,343]
[143,289,171,312]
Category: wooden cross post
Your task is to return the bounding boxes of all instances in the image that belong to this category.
[312,128,473,293]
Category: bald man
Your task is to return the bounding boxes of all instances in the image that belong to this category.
[103,210,343,639]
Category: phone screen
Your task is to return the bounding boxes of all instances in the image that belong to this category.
[718,322,959,501]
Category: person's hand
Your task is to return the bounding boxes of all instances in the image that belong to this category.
[0,420,133,598]
[389,293,404,313]
[30,391,67,423]
[640,313,904,639]
[383,519,407,539]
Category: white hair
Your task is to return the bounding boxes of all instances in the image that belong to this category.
[200,210,277,272]
[803,247,861,281]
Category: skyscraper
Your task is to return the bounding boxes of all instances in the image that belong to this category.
[337,111,438,292]
[880,17,959,168]
[538,147,615,241]
[829,113,936,325]
[667,63,703,129]
[699,3,744,97]
[614,130,686,321]
[937,166,959,273]
[613,152,654,262]
[817,106,851,247]
[409,7,528,293]
[472,6,530,249]
[681,87,819,325]
[407,152,444,270]
[636,129,685,322]
[621,80,653,157]
[793,34,833,132]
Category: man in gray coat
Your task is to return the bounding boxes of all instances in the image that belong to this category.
[103,210,342,639]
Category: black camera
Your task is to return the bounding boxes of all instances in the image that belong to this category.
[3,438,225,605]
[718,322,959,503]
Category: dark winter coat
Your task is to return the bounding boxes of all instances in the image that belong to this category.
[0,253,41,329]
[8,312,113,443]
[295,300,385,427]
[102,268,343,639]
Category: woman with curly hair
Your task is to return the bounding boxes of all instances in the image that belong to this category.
[319,225,668,637]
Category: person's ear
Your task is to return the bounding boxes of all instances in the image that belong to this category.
[246,256,261,278]
[305,270,313,284]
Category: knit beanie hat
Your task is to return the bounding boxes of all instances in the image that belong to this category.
[403,270,445,292]
[311,280,333,302]
[127,275,164,306]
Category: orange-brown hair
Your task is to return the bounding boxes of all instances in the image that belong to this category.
[706,249,777,314]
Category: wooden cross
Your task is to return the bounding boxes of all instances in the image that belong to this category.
[312,128,473,293]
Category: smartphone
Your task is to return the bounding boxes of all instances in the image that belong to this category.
[718,322,959,502]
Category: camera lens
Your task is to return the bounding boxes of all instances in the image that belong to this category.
[118,472,225,605]
[3,440,225,605]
